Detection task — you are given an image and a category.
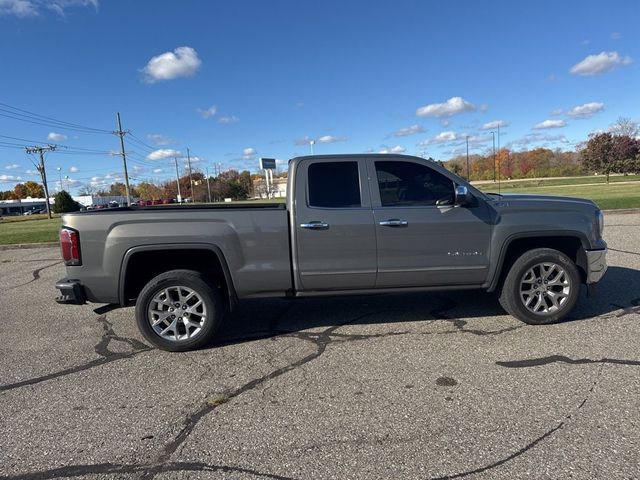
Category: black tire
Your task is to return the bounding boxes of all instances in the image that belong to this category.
[135,269,224,351]
[499,248,580,325]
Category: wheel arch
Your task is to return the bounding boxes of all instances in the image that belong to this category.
[118,243,238,309]
[488,231,589,292]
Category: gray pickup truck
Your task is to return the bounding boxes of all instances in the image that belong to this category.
[56,154,607,351]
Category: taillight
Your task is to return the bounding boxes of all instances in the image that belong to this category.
[60,228,81,266]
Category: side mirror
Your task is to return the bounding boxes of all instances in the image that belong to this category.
[454,185,470,206]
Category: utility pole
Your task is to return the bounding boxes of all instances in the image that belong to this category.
[186,148,194,201]
[25,144,56,219]
[206,167,212,203]
[174,157,182,203]
[497,124,501,185]
[491,131,496,182]
[465,136,470,181]
[114,112,132,206]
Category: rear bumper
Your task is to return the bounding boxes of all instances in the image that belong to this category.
[55,278,87,305]
[585,248,607,284]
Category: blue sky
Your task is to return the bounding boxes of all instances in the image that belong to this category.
[0,0,638,193]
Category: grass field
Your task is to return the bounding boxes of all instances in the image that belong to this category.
[1,177,638,245]
[477,181,640,210]
[0,217,61,244]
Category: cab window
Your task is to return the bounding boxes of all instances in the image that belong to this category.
[308,161,361,208]
[375,161,454,207]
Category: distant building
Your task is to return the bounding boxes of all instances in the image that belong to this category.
[0,197,51,215]
[0,195,137,215]
[252,177,287,199]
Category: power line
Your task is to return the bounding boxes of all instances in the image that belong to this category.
[0,102,112,134]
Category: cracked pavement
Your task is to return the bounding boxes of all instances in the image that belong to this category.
[1,211,639,479]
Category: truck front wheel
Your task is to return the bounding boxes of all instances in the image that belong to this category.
[135,269,224,351]
[499,248,580,325]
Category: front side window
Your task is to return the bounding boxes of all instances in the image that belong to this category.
[308,161,361,208]
[375,161,454,207]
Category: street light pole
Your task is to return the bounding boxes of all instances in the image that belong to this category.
[57,167,62,191]
[465,136,470,181]
[309,140,315,155]
[174,157,182,203]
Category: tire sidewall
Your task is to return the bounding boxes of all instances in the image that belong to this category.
[505,250,580,325]
[135,270,222,351]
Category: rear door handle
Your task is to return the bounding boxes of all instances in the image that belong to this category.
[379,219,408,227]
[300,221,329,230]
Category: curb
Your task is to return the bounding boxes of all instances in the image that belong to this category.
[0,242,58,251]
[602,208,640,214]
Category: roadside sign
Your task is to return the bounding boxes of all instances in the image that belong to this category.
[260,158,276,170]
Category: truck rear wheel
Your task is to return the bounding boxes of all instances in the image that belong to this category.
[499,248,580,325]
[135,269,224,351]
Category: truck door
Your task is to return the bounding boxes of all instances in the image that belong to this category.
[368,158,493,288]
[292,158,376,290]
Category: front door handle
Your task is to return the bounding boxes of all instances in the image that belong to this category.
[379,219,408,227]
[300,221,330,230]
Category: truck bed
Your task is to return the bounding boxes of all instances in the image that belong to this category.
[61,205,292,304]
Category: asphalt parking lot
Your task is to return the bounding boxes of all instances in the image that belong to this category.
[1,212,639,480]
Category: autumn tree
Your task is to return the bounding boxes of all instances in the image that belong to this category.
[581,133,617,182]
[13,183,27,199]
[137,182,164,201]
[24,181,44,198]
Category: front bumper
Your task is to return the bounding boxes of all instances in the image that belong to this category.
[55,278,87,305]
[585,248,607,284]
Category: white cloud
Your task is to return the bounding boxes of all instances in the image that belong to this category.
[47,132,67,142]
[533,119,567,129]
[294,136,313,146]
[0,0,37,17]
[419,131,458,145]
[0,0,98,18]
[218,115,240,124]
[550,108,563,116]
[440,119,451,127]
[242,147,257,160]
[147,133,172,146]
[317,135,347,144]
[570,51,633,76]
[5,163,20,170]
[416,96,476,117]
[567,102,605,119]
[379,145,406,154]
[132,165,145,172]
[198,105,217,119]
[0,174,22,181]
[24,169,38,175]
[392,124,424,137]
[142,46,202,83]
[510,133,569,148]
[611,32,622,40]
[152,168,164,174]
[481,120,509,130]
[146,148,181,160]
[69,166,79,173]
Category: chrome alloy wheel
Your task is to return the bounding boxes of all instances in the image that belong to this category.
[519,262,571,315]
[148,286,207,342]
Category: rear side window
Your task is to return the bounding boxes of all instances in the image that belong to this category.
[308,161,361,208]
[375,161,454,207]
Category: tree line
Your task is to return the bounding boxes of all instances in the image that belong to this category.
[445,118,640,181]
[2,121,639,202]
